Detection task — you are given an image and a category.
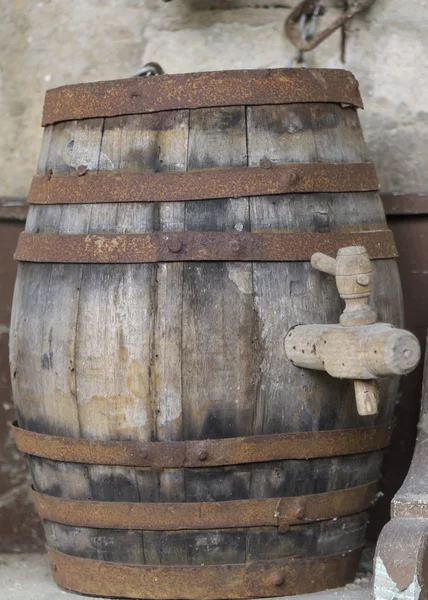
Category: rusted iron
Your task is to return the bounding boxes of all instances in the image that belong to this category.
[32,481,378,530]
[285,1,376,52]
[48,546,361,599]
[12,421,393,468]
[259,158,273,170]
[27,162,379,205]
[41,69,363,126]
[76,165,88,177]
[14,230,397,264]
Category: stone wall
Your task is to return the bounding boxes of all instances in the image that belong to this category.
[1,0,427,197]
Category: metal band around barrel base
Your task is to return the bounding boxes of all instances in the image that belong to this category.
[12,422,393,468]
[14,230,397,264]
[28,162,379,205]
[42,69,363,126]
[47,546,362,599]
[32,481,377,531]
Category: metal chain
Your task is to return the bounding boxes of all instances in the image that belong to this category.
[285,0,377,63]
[132,62,165,78]
[287,2,322,67]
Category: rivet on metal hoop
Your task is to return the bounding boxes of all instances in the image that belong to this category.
[259,158,272,169]
[288,170,300,186]
[229,240,241,253]
[139,449,149,460]
[198,450,209,461]
[168,238,183,254]
[77,165,88,177]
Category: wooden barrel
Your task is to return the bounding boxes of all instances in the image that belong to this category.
[10,69,403,599]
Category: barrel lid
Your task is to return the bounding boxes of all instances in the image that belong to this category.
[42,68,363,127]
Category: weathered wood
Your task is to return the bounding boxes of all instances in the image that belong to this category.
[10,118,103,560]
[11,94,404,581]
[139,110,189,565]
[285,324,420,379]
[246,102,402,509]
[354,380,380,417]
[181,106,254,564]
[312,246,377,328]
[76,114,153,564]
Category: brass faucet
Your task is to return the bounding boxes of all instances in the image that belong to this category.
[285,246,421,416]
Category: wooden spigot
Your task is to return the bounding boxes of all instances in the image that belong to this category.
[285,246,421,416]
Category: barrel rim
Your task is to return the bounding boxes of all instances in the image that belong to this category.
[41,68,363,126]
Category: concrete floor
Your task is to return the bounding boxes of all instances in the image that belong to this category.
[0,553,373,600]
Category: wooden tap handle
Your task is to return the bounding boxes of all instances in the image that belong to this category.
[285,323,421,417]
[354,380,380,416]
[285,324,421,380]
[311,252,337,275]
[311,246,377,326]
[286,245,421,417]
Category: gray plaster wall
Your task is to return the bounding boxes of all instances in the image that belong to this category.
[0,0,427,198]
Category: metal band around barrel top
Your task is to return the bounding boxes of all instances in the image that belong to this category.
[12,422,392,468]
[14,230,397,264]
[48,546,361,599]
[32,481,377,531]
[42,68,363,126]
[28,162,379,205]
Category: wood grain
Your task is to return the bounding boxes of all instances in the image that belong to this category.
[11,118,103,559]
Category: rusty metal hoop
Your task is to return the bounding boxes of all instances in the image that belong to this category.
[12,421,393,468]
[14,230,397,264]
[28,162,379,206]
[41,69,363,126]
[32,481,378,531]
[48,546,362,599]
